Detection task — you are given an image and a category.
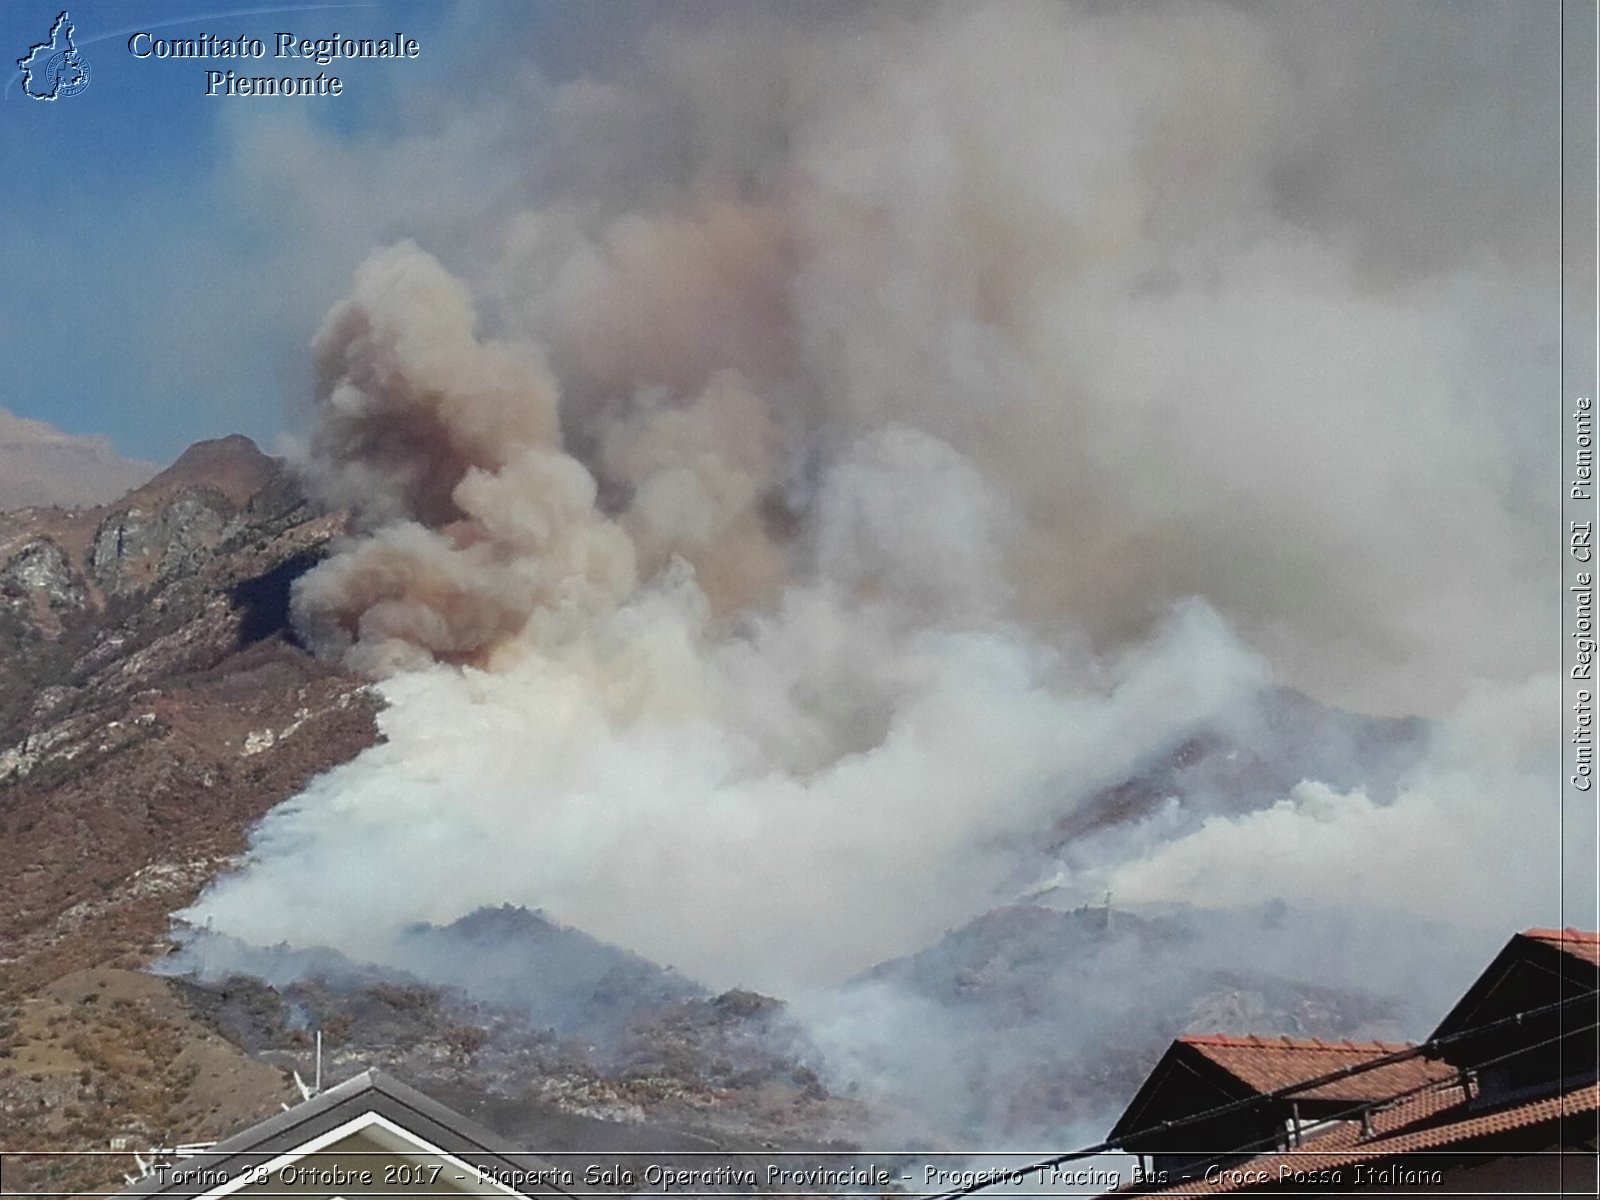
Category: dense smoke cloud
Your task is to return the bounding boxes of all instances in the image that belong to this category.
[186,0,1560,995]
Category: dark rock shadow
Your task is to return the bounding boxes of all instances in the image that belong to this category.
[230,551,323,649]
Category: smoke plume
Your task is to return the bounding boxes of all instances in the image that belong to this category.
[185,0,1561,1003]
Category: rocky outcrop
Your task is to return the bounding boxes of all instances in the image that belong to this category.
[89,487,238,594]
[0,539,85,612]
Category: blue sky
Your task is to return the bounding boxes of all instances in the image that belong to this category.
[0,0,591,462]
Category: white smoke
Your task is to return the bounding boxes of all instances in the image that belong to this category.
[198,538,1267,989]
[1096,674,1566,928]
[185,0,1560,998]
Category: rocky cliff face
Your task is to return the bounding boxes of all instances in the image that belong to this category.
[0,436,355,754]
[80,436,282,596]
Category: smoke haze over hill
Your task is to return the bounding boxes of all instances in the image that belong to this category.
[0,407,158,510]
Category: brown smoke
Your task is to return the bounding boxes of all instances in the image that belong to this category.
[285,2,1551,715]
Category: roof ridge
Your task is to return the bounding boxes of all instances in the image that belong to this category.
[1522,926,1600,942]
[1178,1033,1417,1053]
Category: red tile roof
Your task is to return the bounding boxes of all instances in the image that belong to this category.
[1109,928,1600,1196]
[1119,1078,1600,1194]
[1522,927,1600,967]
[1176,1035,1456,1102]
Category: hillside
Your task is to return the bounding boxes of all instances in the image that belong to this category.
[0,441,868,1195]
[0,438,377,1190]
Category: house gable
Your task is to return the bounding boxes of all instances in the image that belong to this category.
[1427,929,1600,1096]
[1107,1042,1281,1180]
[118,1071,583,1200]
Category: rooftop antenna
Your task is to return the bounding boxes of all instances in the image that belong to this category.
[291,1030,324,1103]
